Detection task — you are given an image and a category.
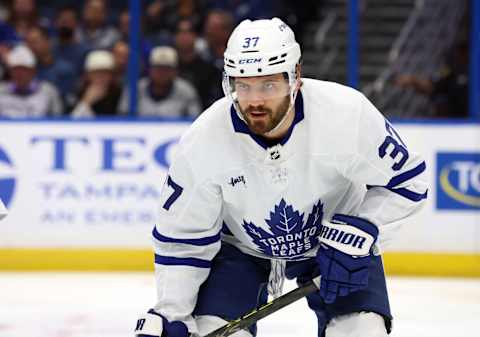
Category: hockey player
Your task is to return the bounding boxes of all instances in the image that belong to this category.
[135,18,428,337]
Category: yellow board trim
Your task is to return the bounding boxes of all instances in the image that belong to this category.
[383,252,480,277]
[0,248,154,271]
[0,249,479,277]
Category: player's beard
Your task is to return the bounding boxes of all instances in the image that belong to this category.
[240,95,291,136]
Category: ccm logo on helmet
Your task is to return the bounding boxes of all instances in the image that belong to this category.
[239,58,262,64]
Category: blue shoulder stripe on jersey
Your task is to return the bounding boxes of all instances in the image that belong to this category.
[387,161,426,188]
[230,90,305,149]
[386,187,428,202]
[152,227,220,246]
[154,254,211,268]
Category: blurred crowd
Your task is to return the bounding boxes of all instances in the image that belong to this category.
[393,8,470,119]
[394,38,469,118]
[0,0,319,118]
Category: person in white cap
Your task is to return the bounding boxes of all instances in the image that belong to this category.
[0,44,63,117]
[119,46,202,118]
[134,18,428,337]
[71,49,122,117]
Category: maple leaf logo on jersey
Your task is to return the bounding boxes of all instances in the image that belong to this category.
[243,199,324,259]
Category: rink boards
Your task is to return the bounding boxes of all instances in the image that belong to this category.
[0,120,479,276]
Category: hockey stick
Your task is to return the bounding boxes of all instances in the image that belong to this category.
[201,276,321,337]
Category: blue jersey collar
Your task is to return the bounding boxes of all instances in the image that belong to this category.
[230,91,304,149]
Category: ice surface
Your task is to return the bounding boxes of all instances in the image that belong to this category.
[0,273,478,337]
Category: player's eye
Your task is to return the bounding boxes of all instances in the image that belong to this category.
[263,82,275,91]
[236,83,250,92]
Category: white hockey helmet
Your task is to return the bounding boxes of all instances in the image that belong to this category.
[223,17,301,79]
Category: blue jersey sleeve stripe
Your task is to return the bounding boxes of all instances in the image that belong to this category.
[152,227,220,246]
[387,161,427,188]
[154,254,211,268]
[387,187,428,202]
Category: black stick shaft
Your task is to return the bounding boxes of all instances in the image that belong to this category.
[202,278,320,337]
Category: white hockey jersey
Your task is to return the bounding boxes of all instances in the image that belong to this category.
[152,78,428,330]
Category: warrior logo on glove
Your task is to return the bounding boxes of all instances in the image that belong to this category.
[319,216,377,257]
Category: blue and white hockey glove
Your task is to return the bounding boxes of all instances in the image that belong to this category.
[316,214,379,304]
[135,309,189,337]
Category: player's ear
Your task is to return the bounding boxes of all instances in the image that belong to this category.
[295,64,303,89]
[295,63,302,80]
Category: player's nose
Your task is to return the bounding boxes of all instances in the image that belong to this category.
[247,105,264,113]
[242,88,265,105]
[246,90,266,105]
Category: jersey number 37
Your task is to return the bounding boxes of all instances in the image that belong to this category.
[378,120,409,171]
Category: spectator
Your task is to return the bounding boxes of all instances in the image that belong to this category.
[143,0,179,45]
[25,26,76,109]
[143,0,206,45]
[71,49,122,117]
[208,0,275,23]
[52,6,88,75]
[175,18,222,108]
[120,46,201,118]
[7,0,45,38]
[0,22,20,79]
[112,39,129,84]
[117,8,152,69]
[395,40,469,118]
[0,2,8,22]
[176,0,199,21]
[117,8,130,41]
[175,0,207,30]
[78,0,120,49]
[0,44,62,117]
[196,9,234,71]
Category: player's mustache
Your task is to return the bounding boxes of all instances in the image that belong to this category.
[245,106,272,114]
